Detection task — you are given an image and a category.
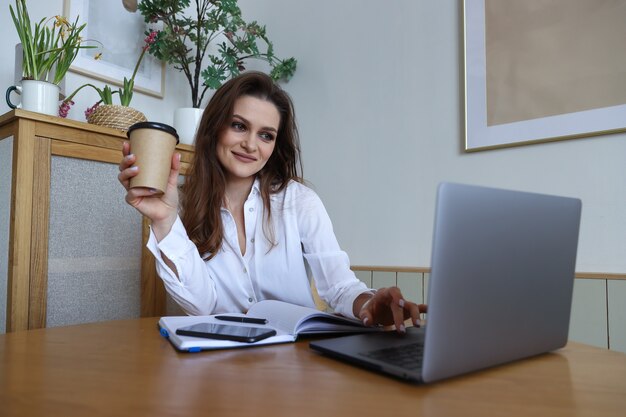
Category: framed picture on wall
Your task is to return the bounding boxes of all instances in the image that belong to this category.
[464,0,626,151]
[63,0,165,98]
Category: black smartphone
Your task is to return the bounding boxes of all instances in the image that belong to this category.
[175,323,277,343]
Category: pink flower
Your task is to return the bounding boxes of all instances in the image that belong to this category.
[58,100,74,118]
[85,102,100,119]
[143,30,158,51]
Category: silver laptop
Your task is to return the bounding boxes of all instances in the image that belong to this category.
[310,182,582,383]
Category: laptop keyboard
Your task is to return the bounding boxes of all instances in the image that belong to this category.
[360,342,424,371]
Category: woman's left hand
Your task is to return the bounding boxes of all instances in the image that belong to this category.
[356,287,427,333]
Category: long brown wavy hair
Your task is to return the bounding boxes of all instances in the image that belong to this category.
[180,72,303,259]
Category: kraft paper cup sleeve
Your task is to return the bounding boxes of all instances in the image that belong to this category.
[127,122,179,194]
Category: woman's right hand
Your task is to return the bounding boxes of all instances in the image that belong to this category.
[118,141,181,241]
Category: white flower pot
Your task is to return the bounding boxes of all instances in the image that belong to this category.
[5,80,60,116]
[173,107,204,145]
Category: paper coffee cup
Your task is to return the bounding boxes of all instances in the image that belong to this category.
[127,121,179,194]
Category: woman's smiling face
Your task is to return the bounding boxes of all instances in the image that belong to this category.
[216,95,280,183]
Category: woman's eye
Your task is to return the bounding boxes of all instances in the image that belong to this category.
[259,132,275,141]
[232,122,246,131]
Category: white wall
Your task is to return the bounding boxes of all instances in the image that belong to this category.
[2,0,625,273]
[237,0,626,273]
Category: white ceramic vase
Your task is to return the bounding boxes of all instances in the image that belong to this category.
[173,107,204,145]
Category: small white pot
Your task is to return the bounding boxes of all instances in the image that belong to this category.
[6,80,60,116]
[173,107,204,145]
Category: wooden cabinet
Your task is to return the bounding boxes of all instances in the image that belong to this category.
[0,110,193,332]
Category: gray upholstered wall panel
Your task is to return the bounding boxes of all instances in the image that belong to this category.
[47,156,143,327]
[0,136,13,333]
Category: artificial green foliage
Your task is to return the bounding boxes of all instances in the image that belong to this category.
[138,0,297,108]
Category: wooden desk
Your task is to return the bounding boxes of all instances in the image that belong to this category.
[1,318,625,417]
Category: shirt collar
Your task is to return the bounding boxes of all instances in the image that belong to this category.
[251,177,261,195]
[220,178,261,212]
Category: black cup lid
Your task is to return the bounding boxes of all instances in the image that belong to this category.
[127,121,180,144]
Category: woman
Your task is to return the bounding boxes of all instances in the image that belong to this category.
[118,72,425,332]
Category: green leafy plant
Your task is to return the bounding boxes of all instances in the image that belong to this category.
[59,31,158,118]
[137,0,297,108]
[9,0,94,85]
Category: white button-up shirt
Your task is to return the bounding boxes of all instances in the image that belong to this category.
[147,180,369,318]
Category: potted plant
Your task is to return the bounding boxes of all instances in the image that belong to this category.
[59,31,159,131]
[134,0,297,144]
[6,0,94,116]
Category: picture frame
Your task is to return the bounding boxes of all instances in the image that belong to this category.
[63,0,165,99]
[463,0,626,151]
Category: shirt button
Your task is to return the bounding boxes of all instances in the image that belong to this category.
[249,207,254,212]
[250,238,255,243]
[248,297,254,303]
[243,267,247,274]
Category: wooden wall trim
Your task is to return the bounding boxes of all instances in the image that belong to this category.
[572,272,626,280]
[351,265,431,274]
[351,265,626,280]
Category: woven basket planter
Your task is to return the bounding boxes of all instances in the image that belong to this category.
[87,104,147,131]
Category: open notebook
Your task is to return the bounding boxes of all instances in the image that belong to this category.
[159,299,380,352]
